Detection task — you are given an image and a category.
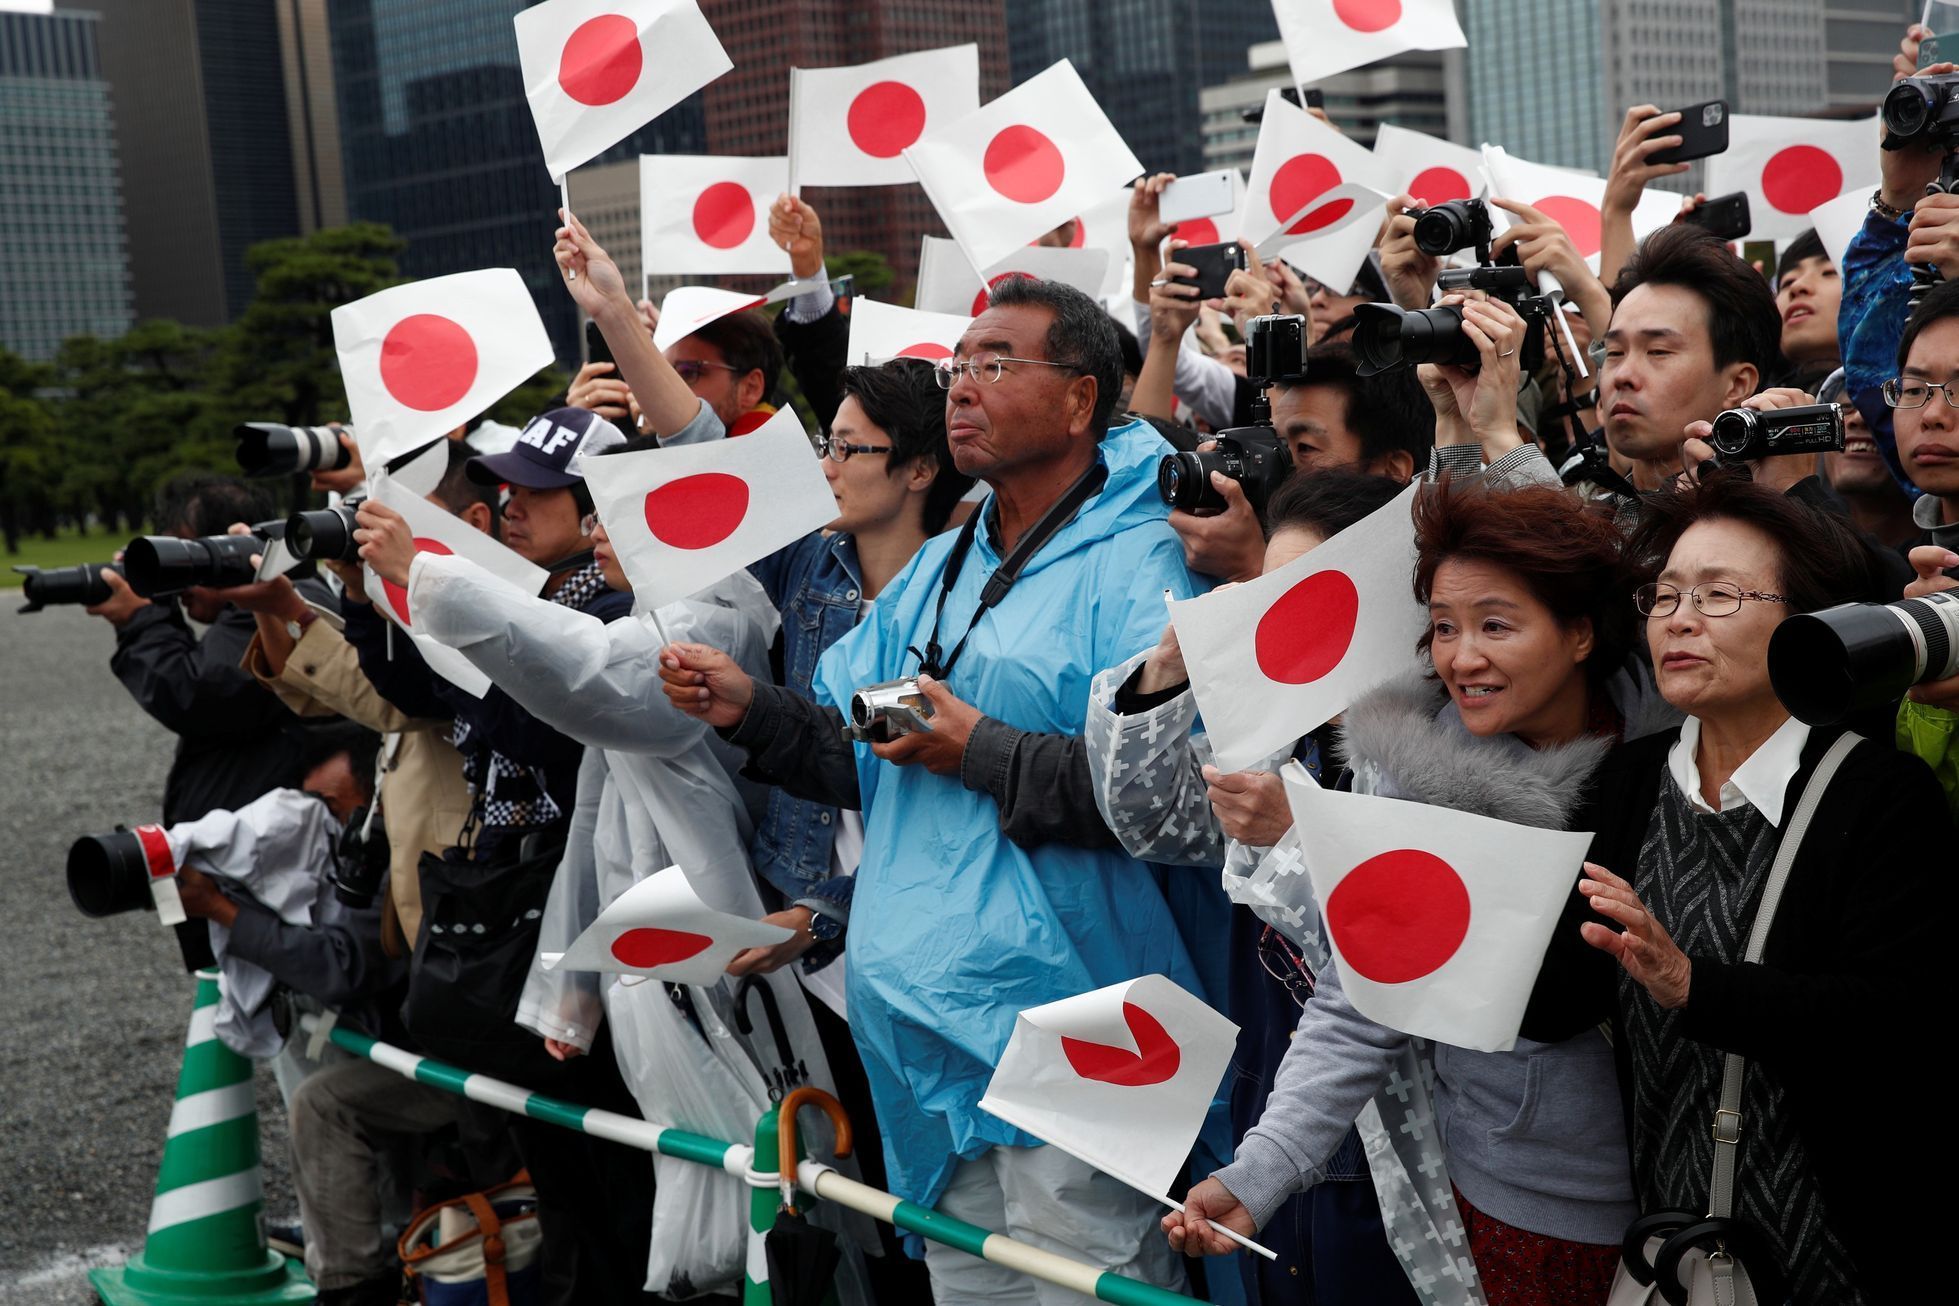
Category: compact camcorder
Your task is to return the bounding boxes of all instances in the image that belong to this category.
[1881,72,1959,303]
[1769,590,1959,725]
[235,422,354,478]
[1706,403,1845,464]
[1156,313,1308,517]
[845,678,934,744]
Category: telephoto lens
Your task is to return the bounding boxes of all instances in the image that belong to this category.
[234,423,353,478]
[13,561,120,612]
[286,500,362,563]
[1768,591,1959,724]
[1350,302,1475,376]
[122,529,268,597]
[67,829,159,918]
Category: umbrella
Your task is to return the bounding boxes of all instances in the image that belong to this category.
[766,1086,854,1306]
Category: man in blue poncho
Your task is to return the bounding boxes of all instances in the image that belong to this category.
[661,275,1200,1301]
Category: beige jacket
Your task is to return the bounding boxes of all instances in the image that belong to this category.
[243,615,471,947]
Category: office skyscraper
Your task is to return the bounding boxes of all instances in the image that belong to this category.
[0,5,133,360]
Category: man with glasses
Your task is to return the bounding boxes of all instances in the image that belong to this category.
[1884,278,1959,557]
[658,274,1203,1302]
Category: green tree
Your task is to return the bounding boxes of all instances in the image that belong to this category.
[0,350,60,553]
[824,249,895,297]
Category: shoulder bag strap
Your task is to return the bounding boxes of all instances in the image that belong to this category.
[1707,730,1860,1220]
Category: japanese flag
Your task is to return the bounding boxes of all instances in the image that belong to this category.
[904,60,1143,273]
[978,975,1238,1203]
[367,474,548,699]
[1271,0,1466,86]
[1281,763,1594,1053]
[540,864,792,985]
[650,279,815,352]
[1706,114,1878,240]
[1483,146,1677,272]
[577,406,835,609]
[1372,123,1486,207]
[640,154,791,277]
[914,235,1111,317]
[1168,482,1424,772]
[1237,90,1392,254]
[847,298,970,365]
[788,45,981,188]
[514,0,732,181]
[332,269,554,470]
[1062,188,1141,298]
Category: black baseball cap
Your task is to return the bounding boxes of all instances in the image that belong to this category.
[464,407,625,489]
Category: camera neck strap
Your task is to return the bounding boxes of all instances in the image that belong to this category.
[910,460,1108,682]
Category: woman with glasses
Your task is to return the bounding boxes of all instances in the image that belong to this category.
[1569,472,1948,1306]
[1168,481,1684,1306]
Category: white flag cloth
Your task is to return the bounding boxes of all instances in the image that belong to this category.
[788,45,981,188]
[1068,187,1142,297]
[650,279,818,352]
[578,406,834,610]
[1809,187,1871,271]
[1483,146,1677,271]
[1372,123,1486,206]
[514,0,731,181]
[369,474,547,699]
[1705,113,1878,240]
[1169,482,1424,772]
[1271,0,1466,86]
[640,154,792,276]
[1237,90,1392,253]
[540,864,792,984]
[978,974,1238,1202]
[913,236,1111,317]
[904,60,1142,272]
[1280,762,1593,1053]
[332,269,554,470]
[846,298,971,364]
[1274,181,1393,293]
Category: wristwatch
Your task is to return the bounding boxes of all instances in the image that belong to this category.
[284,608,318,641]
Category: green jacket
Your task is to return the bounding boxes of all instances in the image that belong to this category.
[1898,698,1959,821]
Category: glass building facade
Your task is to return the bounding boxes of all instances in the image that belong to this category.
[327,0,707,364]
[0,8,133,360]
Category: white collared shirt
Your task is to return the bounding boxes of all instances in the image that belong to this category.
[1667,715,1812,827]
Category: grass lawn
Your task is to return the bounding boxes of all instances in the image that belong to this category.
[1,526,131,588]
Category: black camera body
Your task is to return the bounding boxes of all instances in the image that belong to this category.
[14,560,121,612]
[1352,263,1554,378]
[1883,73,1959,150]
[122,521,284,597]
[287,496,364,564]
[1157,314,1307,517]
[236,423,353,479]
[1409,197,1494,258]
[1707,403,1844,464]
[330,806,390,909]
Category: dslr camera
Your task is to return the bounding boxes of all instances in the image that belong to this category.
[235,422,354,478]
[286,495,365,564]
[1769,590,1959,725]
[1706,403,1844,464]
[121,520,286,598]
[844,678,934,744]
[13,560,123,612]
[1157,313,1308,517]
[1408,197,1494,259]
[329,807,390,909]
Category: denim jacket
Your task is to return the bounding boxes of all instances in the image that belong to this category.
[747,529,866,947]
[1840,206,1924,499]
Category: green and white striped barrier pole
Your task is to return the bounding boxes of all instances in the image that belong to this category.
[300,1016,1196,1306]
[93,969,313,1306]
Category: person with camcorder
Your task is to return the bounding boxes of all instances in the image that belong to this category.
[84,473,339,830]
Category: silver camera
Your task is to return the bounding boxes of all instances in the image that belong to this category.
[844,678,935,743]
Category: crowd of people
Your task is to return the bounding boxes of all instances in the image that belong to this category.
[76,20,1959,1306]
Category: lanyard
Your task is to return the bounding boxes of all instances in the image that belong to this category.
[910,462,1108,681]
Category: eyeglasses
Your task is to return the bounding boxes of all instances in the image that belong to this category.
[931,352,1082,389]
[1255,926,1315,1010]
[816,434,894,463]
[1881,377,1959,410]
[579,510,600,536]
[671,359,742,382]
[1634,581,1789,618]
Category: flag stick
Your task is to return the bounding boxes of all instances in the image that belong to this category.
[560,175,576,280]
[644,602,674,650]
[1157,1195,1279,1261]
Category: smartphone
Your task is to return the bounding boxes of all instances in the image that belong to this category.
[1159,171,1237,225]
[1303,87,1325,111]
[584,319,613,367]
[1647,99,1729,166]
[1679,191,1751,242]
[1171,241,1249,299]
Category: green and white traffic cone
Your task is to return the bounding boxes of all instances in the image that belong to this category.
[90,969,314,1305]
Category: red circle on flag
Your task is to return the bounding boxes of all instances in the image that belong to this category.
[383,538,453,626]
[1761,145,1842,216]
[380,314,478,412]
[1254,569,1360,684]
[1332,0,1403,31]
[847,80,928,158]
[1060,1002,1182,1087]
[983,124,1066,204]
[557,14,642,107]
[1409,166,1472,206]
[609,927,714,968]
[971,271,1025,317]
[1175,217,1221,245]
[898,341,954,360]
[644,472,750,549]
[1534,194,1603,259]
[693,182,756,250]
[1326,849,1472,984]
[1271,154,1350,235]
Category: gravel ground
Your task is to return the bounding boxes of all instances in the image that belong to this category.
[0,605,296,1302]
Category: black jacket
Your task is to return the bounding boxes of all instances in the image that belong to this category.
[112,582,337,825]
[773,297,849,433]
